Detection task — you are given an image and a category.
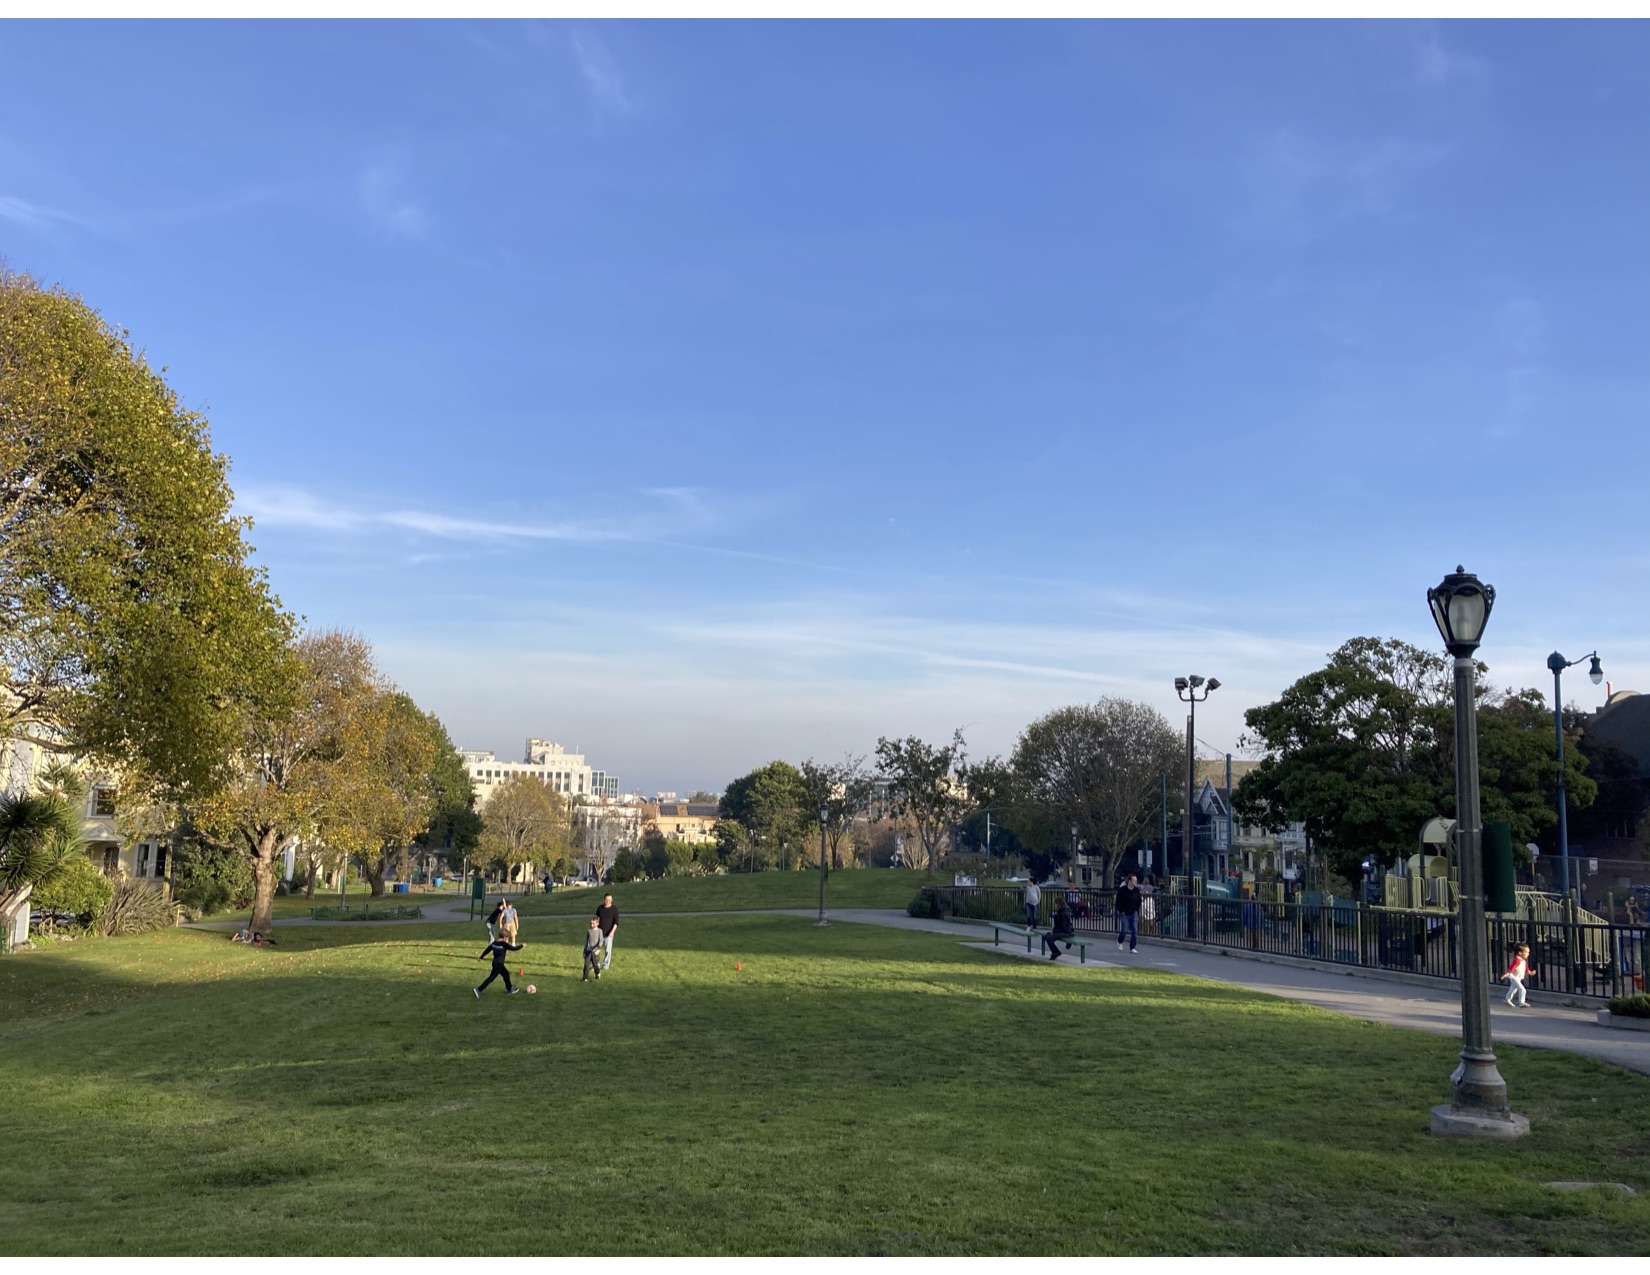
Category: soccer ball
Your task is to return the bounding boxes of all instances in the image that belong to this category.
[526,984,537,994]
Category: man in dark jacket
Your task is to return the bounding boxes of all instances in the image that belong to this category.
[474,936,524,996]
[1115,875,1142,953]
[1042,901,1076,960]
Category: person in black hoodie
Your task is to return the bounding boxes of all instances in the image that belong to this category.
[1115,874,1142,953]
[474,936,524,996]
[1042,901,1076,960]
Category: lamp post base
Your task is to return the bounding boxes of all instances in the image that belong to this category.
[1430,1105,1531,1139]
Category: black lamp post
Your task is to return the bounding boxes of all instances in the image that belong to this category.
[1546,649,1602,901]
[816,803,829,925]
[1174,675,1219,881]
[1427,566,1529,1138]
[1070,822,1078,884]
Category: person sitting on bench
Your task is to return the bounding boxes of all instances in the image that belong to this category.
[1042,901,1076,960]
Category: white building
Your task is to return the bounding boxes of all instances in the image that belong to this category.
[461,738,614,804]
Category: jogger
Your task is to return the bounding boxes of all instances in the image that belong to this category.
[475,936,523,996]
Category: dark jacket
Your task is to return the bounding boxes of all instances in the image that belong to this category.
[479,939,522,968]
[1050,906,1075,937]
[486,902,505,925]
[1115,885,1142,916]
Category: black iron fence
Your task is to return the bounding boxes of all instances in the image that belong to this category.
[920,885,1649,1001]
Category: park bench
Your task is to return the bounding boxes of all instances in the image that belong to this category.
[989,922,1100,964]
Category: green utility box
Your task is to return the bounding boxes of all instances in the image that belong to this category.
[471,875,485,901]
[1482,822,1517,914]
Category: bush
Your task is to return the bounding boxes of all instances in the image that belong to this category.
[31,854,114,924]
[907,890,946,919]
[100,879,178,936]
[173,840,252,915]
[1608,993,1650,1019]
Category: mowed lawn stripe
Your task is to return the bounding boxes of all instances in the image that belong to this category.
[1,915,1647,1255]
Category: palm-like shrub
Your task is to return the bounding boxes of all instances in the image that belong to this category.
[0,787,85,919]
[99,878,178,936]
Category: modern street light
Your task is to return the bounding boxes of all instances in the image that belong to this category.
[1070,822,1079,884]
[1546,649,1603,901]
[1174,676,1219,881]
[1427,565,1529,1139]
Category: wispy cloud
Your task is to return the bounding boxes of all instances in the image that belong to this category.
[568,27,634,117]
[358,160,430,242]
[1248,129,1446,229]
[1413,25,1490,90]
[0,194,89,230]
[236,483,718,547]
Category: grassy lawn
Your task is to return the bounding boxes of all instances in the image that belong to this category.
[2,915,1648,1255]
[202,885,465,922]
[515,867,929,916]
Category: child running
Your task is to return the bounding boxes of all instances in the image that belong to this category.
[475,935,524,997]
[1503,943,1530,1007]
[582,916,604,982]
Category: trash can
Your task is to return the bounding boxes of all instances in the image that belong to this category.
[393,882,410,895]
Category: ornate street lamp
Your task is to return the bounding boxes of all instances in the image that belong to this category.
[1426,566,1528,1139]
[1546,649,1602,900]
[1174,676,1220,882]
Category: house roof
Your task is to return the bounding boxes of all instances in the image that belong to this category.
[1590,691,1650,778]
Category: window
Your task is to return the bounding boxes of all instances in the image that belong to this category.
[93,788,117,817]
[137,844,151,877]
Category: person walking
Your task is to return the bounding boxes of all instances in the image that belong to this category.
[484,897,505,942]
[1114,874,1142,953]
[1042,900,1076,960]
[1024,878,1042,928]
[1140,876,1157,929]
[474,935,524,996]
[596,893,620,970]
[582,917,604,981]
[499,899,520,945]
[1503,943,1531,1007]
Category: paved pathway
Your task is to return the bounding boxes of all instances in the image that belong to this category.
[189,901,1648,1075]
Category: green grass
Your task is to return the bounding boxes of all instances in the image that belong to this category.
[202,885,463,922]
[2,915,1648,1255]
[515,867,930,916]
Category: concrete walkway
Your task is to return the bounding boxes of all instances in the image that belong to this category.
[807,908,1650,1077]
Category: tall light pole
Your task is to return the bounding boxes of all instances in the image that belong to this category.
[1070,822,1079,884]
[816,803,829,925]
[1546,649,1603,901]
[1428,566,1529,1139]
[1174,676,1219,882]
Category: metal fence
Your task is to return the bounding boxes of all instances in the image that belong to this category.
[921,885,1648,1001]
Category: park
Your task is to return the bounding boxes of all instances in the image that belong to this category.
[5,17,1650,1261]
[2,875,1649,1256]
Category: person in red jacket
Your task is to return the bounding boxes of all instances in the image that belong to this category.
[1503,943,1530,1007]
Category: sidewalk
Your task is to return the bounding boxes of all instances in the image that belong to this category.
[813,909,1650,1077]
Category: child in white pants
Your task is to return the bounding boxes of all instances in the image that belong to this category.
[1503,943,1530,1007]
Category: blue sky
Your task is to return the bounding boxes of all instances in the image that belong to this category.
[4,19,1647,794]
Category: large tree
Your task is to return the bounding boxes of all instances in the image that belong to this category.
[1007,699,1183,886]
[875,730,968,876]
[189,630,373,932]
[478,774,569,882]
[1236,637,1595,883]
[326,691,441,897]
[414,711,482,871]
[1,269,292,798]
[719,760,812,871]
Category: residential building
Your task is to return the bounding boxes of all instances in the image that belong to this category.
[652,801,720,845]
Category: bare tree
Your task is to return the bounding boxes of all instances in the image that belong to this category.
[875,730,968,877]
[800,755,875,868]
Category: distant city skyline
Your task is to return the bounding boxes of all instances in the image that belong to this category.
[3,20,1644,794]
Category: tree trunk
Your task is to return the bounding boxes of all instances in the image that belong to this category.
[304,858,318,900]
[247,828,282,932]
[366,856,388,897]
